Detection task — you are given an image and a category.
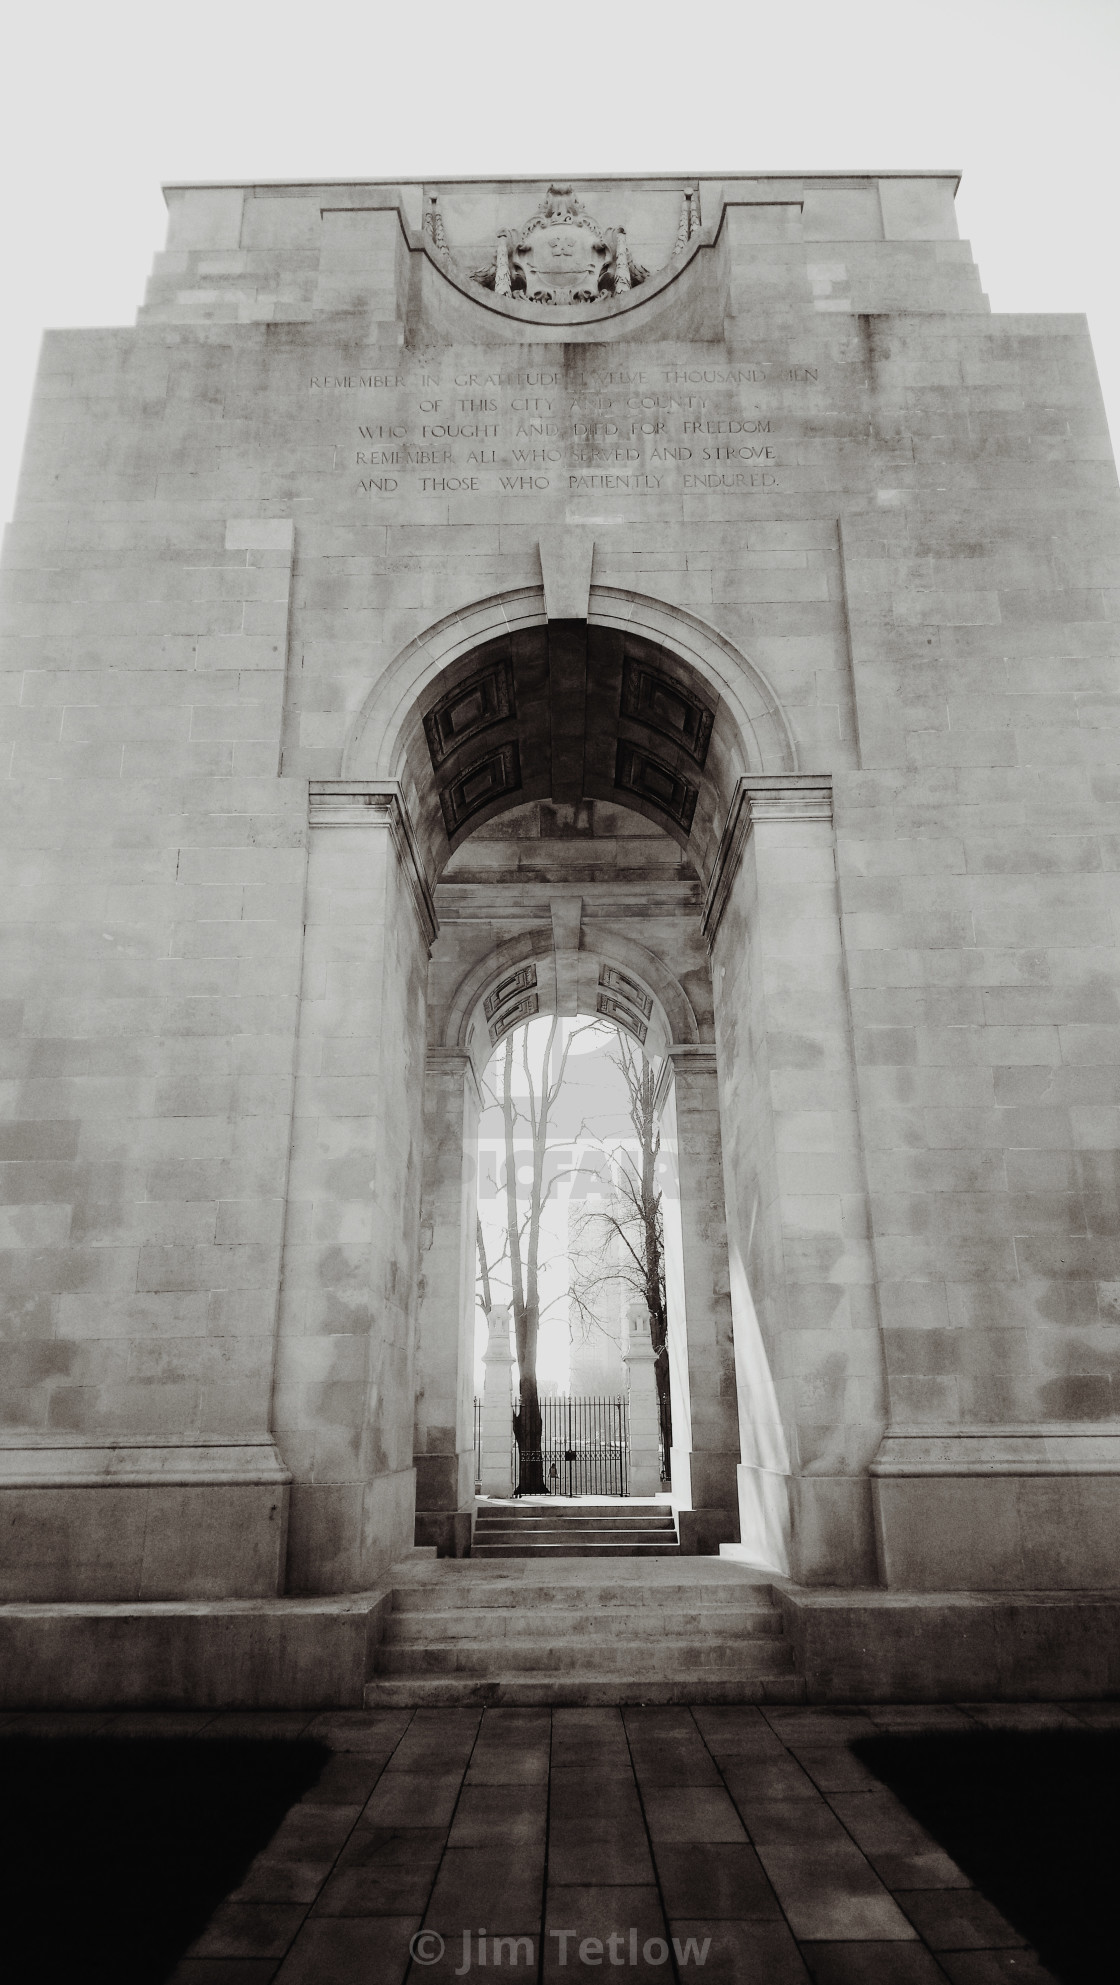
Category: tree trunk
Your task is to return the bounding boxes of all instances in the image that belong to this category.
[502,1029,546,1490]
[633,1051,672,1476]
[476,1214,492,1316]
[493,1014,593,1494]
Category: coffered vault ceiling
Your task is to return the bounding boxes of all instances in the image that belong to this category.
[403,625,741,879]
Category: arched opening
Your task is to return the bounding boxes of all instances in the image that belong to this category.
[402,610,755,1559]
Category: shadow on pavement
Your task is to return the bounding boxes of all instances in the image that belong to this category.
[0,1734,329,1984]
[854,1728,1120,1985]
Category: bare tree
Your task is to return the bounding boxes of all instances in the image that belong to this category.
[475,1213,507,1319]
[489,1015,594,1491]
[569,1030,672,1472]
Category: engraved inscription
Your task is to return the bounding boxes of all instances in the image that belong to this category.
[307,355,822,497]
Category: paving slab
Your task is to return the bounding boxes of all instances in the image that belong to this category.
[20,1699,1091,1983]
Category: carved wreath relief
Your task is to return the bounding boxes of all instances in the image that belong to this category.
[422,183,701,309]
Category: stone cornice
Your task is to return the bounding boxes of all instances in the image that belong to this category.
[309,780,438,949]
[701,774,833,947]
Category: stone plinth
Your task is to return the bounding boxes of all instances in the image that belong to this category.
[0,1443,289,1601]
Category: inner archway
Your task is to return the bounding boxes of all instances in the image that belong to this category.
[376,607,796,1561]
[472,1008,671,1504]
[411,768,744,1558]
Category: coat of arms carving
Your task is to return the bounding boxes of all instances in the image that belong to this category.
[470,185,648,306]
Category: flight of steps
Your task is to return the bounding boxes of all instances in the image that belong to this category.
[472,1498,679,1558]
[364,1557,805,1706]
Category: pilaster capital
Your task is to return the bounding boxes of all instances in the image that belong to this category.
[481,1303,515,1367]
[653,1043,717,1117]
[701,773,833,946]
[426,1047,484,1111]
[623,1301,657,1365]
[309,779,438,950]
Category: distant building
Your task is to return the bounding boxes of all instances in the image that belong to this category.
[567,1186,630,1395]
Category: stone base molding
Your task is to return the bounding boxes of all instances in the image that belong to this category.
[3,1581,1118,1708]
[0,1590,390,1709]
[775,1586,1120,1701]
[0,1441,291,1602]
[871,1428,1120,1589]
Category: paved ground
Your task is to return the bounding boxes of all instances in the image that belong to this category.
[8,1702,1114,1982]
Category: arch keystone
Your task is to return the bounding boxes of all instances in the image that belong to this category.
[539,530,594,620]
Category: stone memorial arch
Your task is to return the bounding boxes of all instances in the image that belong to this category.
[2,172,1120,1701]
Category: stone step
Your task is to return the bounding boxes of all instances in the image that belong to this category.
[478,1499,666,1509]
[472,1541,681,1557]
[474,1510,675,1525]
[376,1636,794,1676]
[391,1578,776,1611]
[385,1606,783,1643]
[472,1502,679,1557]
[473,1528,676,1540]
[474,1525,676,1536]
[364,1673,809,1707]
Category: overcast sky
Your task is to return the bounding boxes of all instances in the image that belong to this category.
[1,0,1117,526]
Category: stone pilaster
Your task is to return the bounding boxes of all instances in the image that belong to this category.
[706,774,886,1586]
[273,782,435,1593]
[412,1049,483,1557]
[656,1046,742,1553]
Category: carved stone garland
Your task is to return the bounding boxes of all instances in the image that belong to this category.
[673,186,701,257]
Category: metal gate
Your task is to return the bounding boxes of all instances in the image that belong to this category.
[473,1394,632,1495]
[520,1395,629,1496]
